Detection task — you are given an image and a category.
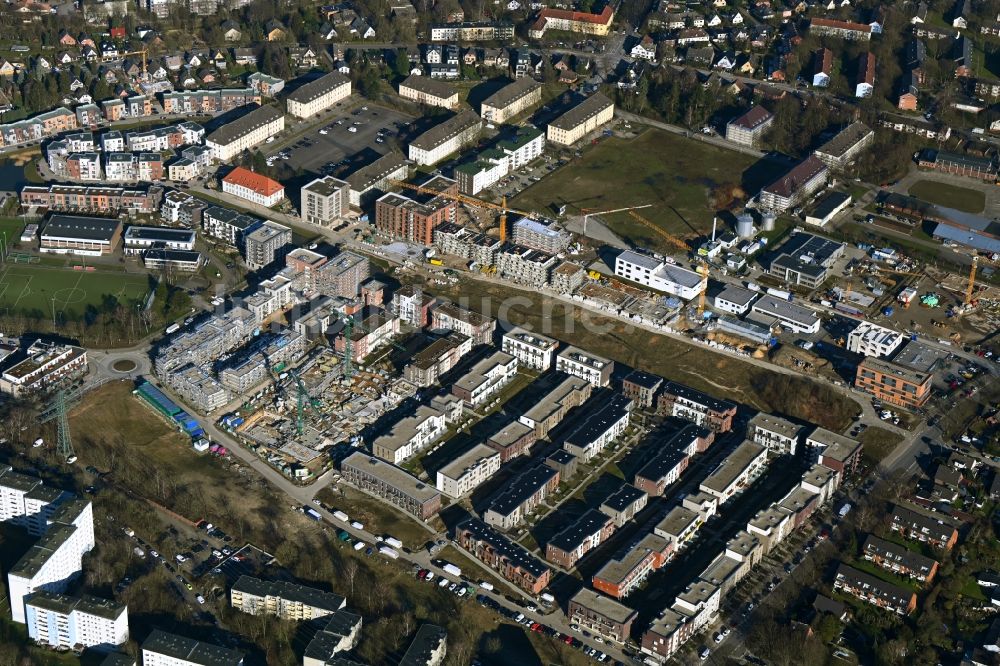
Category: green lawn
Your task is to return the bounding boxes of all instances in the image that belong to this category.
[907,180,986,214]
[860,427,904,467]
[0,217,24,243]
[0,263,151,318]
[512,128,780,252]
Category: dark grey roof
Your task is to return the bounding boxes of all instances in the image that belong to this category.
[400,625,447,666]
[141,629,245,666]
[287,71,351,105]
[42,215,121,241]
[206,104,282,147]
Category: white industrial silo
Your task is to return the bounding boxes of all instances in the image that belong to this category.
[736,213,755,239]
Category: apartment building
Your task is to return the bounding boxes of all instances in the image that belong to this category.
[747,412,804,456]
[371,404,448,464]
[568,588,637,643]
[202,206,263,247]
[847,321,905,358]
[809,17,872,39]
[408,110,483,165]
[529,5,615,38]
[656,381,737,432]
[599,484,648,528]
[435,444,501,498]
[25,592,128,651]
[698,440,768,504]
[862,535,939,583]
[496,244,559,287]
[391,285,437,328]
[452,351,518,406]
[141,630,244,666]
[614,250,705,301]
[563,393,632,463]
[375,189,455,245]
[633,425,707,496]
[622,370,663,408]
[484,464,559,529]
[301,176,350,226]
[404,331,472,387]
[430,302,496,345]
[315,251,371,298]
[248,72,285,97]
[547,93,614,145]
[813,121,875,169]
[123,226,196,255]
[834,564,917,615]
[855,52,876,97]
[746,505,792,554]
[889,503,959,550]
[433,222,502,266]
[801,463,841,505]
[399,75,459,109]
[758,155,829,212]
[593,533,671,599]
[518,375,592,438]
[230,576,346,620]
[205,105,285,162]
[713,285,758,315]
[556,345,613,387]
[345,152,409,207]
[286,72,351,118]
[455,518,552,594]
[20,184,161,214]
[501,327,558,370]
[400,624,447,666]
[481,78,543,123]
[302,609,362,666]
[511,217,572,254]
[0,341,88,397]
[855,356,933,408]
[496,126,546,170]
[161,89,261,114]
[546,508,616,568]
[654,506,702,550]
[341,452,442,520]
[455,152,508,195]
[430,21,514,40]
[221,167,285,208]
[546,449,578,479]
[725,106,774,147]
[243,221,292,271]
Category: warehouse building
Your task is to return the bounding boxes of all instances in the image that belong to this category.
[39,215,122,255]
[341,452,442,520]
[399,75,459,109]
[286,72,351,118]
[480,78,543,124]
[408,111,483,165]
[205,105,285,162]
[805,191,852,227]
[547,93,614,145]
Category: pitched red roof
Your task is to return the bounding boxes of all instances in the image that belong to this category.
[810,17,872,33]
[532,5,614,30]
[222,166,284,197]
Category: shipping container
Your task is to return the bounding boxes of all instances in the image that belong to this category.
[766,287,793,301]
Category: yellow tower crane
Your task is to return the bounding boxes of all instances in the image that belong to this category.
[578,204,653,236]
[121,48,149,75]
[388,180,532,243]
[626,210,710,317]
[965,256,979,306]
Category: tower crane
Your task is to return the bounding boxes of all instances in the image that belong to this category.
[578,204,653,236]
[388,180,533,243]
[965,256,979,306]
[626,210,710,318]
[121,48,149,76]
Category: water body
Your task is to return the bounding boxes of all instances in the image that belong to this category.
[0,159,29,191]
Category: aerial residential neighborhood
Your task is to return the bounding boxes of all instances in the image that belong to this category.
[0,0,997,665]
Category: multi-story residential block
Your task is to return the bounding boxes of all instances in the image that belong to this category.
[340,452,442,520]
[230,576,346,620]
[654,506,702,550]
[567,588,637,642]
[633,431,694,497]
[243,220,292,271]
[141,629,245,666]
[435,444,501,498]
[333,307,401,362]
[698,440,768,504]
[529,5,614,37]
[622,370,663,408]
[480,78,543,123]
[496,244,559,288]
[855,356,933,408]
[400,625,447,666]
[67,152,102,180]
[889,503,959,550]
[429,21,514,40]
[391,285,436,328]
[20,185,161,214]
[25,592,128,651]
[399,75,459,109]
[455,518,552,594]
[518,375,592,438]
[746,505,792,555]
[546,508,616,568]
[202,206,263,247]
[599,484,648,528]
[123,226,196,255]
[656,381,737,432]
[747,412,803,456]
[430,302,496,345]
[592,533,671,599]
[302,609,363,666]
[545,449,578,480]
[725,106,774,147]
[404,331,472,387]
[501,327,558,370]
[556,345,613,387]
[847,321,905,358]
[809,17,872,39]
[301,176,350,226]
[345,152,409,207]
[855,52,876,98]
[205,105,285,162]
[372,404,449,464]
[286,72,351,118]
[222,167,285,207]
[801,463,840,505]
[483,464,559,529]
[496,126,545,170]
[375,185,456,244]
[452,351,518,406]
[833,564,916,615]
[546,93,614,145]
[862,535,939,583]
[511,217,572,254]
[758,155,829,212]
[615,250,705,301]
[433,222,501,266]
[408,110,482,165]
[563,393,632,463]
[806,427,862,477]
[248,72,285,97]
[0,341,88,397]
[813,121,874,168]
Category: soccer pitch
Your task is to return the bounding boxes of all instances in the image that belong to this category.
[0,264,152,319]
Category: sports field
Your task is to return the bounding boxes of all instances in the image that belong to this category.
[0,263,151,319]
[512,127,784,252]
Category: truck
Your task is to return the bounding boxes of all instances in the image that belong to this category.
[332,510,349,522]
[303,507,322,521]
[442,563,462,578]
[766,287,793,301]
[378,546,399,559]
[383,536,403,550]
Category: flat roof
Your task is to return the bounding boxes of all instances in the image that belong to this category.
[715,285,758,307]
[302,175,349,197]
[700,440,766,494]
[655,505,699,537]
[42,215,121,242]
[569,587,637,624]
[810,191,852,219]
[601,484,647,513]
[859,356,931,385]
[557,345,612,370]
[26,591,126,621]
[662,381,736,413]
[890,340,948,374]
[232,576,345,612]
[504,326,557,350]
[437,443,500,481]
[142,630,245,666]
[807,426,860,462]
[748,412,802,439]
[489,419,534,447]
[623,370,663,390]
[342,451,440,503]
[457,517,551,578]
[488,464,558,516]
[564,393,631,446]
[124,225,195,243]
[752,296,821,328]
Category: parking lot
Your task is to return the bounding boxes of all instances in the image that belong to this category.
[265,105,417,176]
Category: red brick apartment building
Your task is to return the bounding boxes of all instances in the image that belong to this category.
[855,356,933,409]
[455,518,552,595]
[889,503,959,551]
[545,509,616,569]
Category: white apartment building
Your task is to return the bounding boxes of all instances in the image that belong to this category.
[70,153,102,180]
[846,321,905,358]
[455,155,508,195]
[142,629,244,666]
[615,250,705,301]
[398,75,459,109]
[496,126,545,169]
[699,441,768,504]
[556,345,613,387]
[286,72,351,118]
[372,404,449,464]
[230,576,346,620]
[25,592,128,651]
[501,327,558,370]
[452,351,518,407]
[480,78,543,123]
[0,341,87,397]
[747,412,803,456]
[713,285,757,315]
[436,444,502,498]
[8,497,95,624]
[221,167,285,208]
[205,105,285,162]
[301,176,350,226]
[547,93,614,145]
[408,110,483,165]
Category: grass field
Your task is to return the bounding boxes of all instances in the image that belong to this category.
[907,180,986,214]
[512,128,780,252]
[0,263,151,318]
